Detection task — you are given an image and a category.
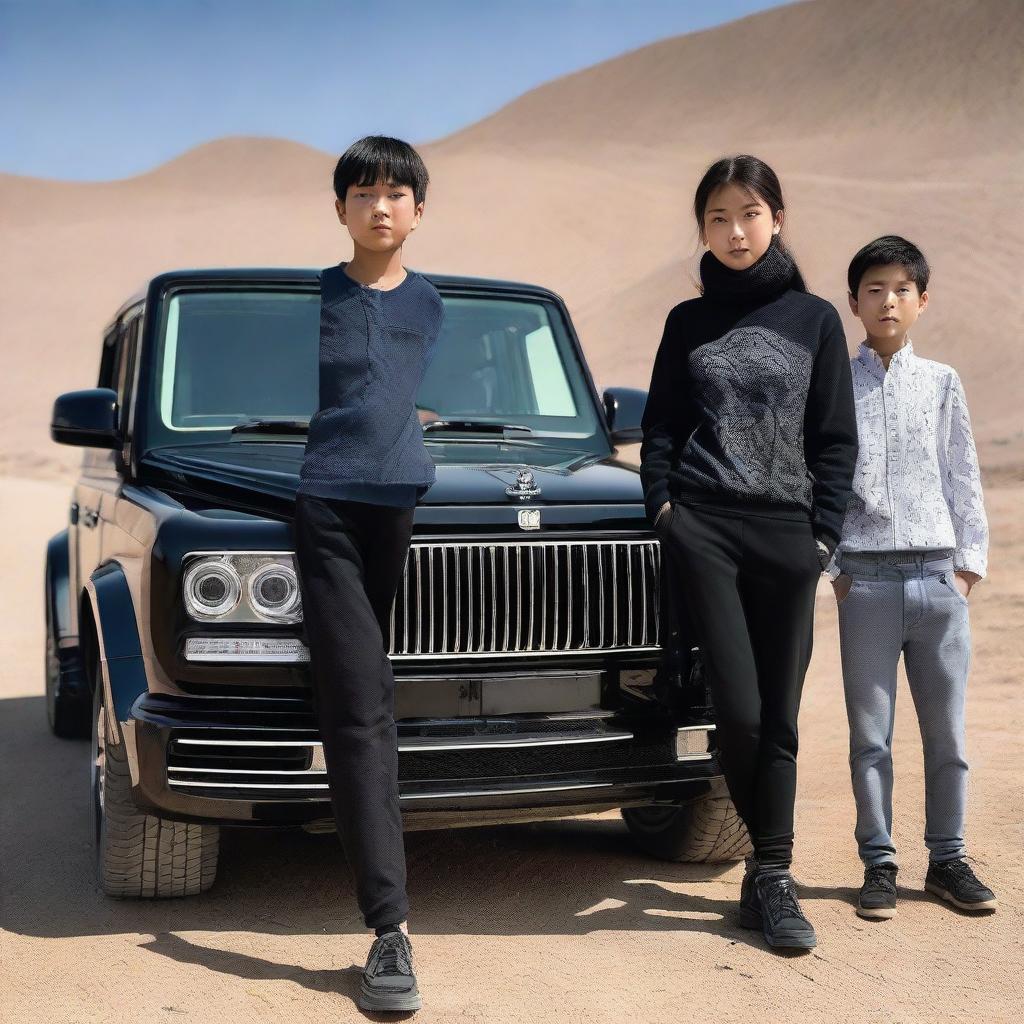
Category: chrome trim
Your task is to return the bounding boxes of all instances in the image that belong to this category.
[166,778,620,797]
[173,729,634,754]
[182,640,663,663]
[400,781,615,800]
[170,779,329,790]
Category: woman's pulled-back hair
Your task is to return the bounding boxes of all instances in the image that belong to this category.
[333,135,430,205]
[693,154,807,293]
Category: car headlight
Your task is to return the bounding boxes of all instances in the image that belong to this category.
[182,552,302,624]
[248,562,301,621]
[183,559,241,618]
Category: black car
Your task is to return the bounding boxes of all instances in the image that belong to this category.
[45,268,748,898]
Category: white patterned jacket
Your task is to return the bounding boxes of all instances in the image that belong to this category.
[827,340,988,580]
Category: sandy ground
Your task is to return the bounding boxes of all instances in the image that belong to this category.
[2,1,1022,1019]
[2,473,1021,1024]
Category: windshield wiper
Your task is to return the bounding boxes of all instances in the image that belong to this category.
[423,419,533,436]
[230,418,309,435]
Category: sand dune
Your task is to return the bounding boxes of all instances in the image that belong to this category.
[1,0,1021,480]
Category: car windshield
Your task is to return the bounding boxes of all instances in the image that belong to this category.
[142,286,605,454]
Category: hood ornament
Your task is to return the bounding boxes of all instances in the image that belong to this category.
[505,468,541,500]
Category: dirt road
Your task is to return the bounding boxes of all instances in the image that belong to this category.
[3,476,1021,1024]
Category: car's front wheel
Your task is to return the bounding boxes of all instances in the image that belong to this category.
[91,659,220,897]
[622,794,751,862]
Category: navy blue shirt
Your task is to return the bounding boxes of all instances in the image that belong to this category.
[297,263,445,507]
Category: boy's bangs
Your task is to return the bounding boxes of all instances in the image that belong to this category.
[334,136,429,203]
[352,157,417,192]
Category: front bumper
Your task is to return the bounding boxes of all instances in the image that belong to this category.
[124,692,723,829]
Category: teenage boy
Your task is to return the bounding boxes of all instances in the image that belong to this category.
[828,235,996,920]
[291,136,445,1013]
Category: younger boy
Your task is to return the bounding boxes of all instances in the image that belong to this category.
[292,136,445,1012]
[828,235,996,920]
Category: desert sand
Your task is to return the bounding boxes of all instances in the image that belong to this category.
[2,0,1023,1020]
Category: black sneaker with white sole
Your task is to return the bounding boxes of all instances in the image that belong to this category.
[925,858,998,912]
[857,862,898,920]
[358,929,422,1013]
[754,869,817,949]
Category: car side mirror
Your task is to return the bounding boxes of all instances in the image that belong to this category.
[603,387,647,445]
[51,388,120,448]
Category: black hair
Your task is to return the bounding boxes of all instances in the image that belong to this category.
[693,154,807,292]
[332,135,429,205]
[847,235,930,296]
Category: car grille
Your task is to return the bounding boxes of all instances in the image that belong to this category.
[386,538,661,659]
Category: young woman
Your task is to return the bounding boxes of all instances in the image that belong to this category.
[640,155,857,949]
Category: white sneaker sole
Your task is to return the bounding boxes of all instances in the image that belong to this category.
[856,903,896,920]
[925,880,998,912]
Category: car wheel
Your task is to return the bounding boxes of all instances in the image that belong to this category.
[91,657,220,897]
[45,598,89,738]
[622,794,751,862]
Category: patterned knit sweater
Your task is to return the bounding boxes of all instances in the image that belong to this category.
[640,240,858,549]
[297,263,445,507]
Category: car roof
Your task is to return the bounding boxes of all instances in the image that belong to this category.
[108,267,568,328]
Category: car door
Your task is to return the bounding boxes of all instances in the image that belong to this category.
[74,313,140,592]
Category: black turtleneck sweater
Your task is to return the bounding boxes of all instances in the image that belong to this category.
[639,240,858,550]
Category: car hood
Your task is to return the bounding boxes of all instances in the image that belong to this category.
[139,441,643,510]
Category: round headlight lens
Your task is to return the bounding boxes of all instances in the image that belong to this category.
[247,563,301,620]
[183,559,241,618]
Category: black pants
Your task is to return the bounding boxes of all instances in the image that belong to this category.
[660,499,820,869]
[291,494,414,928]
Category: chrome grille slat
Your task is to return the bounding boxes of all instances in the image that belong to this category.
[466,543,474,653]
[566,544,574,653]
[414,547,423,655]
[478,547,486,652]
[527,546,536,650]
[385,538,660,658]
[489,546,497,652]
[514,546,523,651]
[552,544,560,651]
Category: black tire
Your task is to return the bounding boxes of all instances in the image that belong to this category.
[45,598,90,739]
[622,795,752,862]
[91,661,220,897]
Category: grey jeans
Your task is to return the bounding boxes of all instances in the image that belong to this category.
[836,550,971,866]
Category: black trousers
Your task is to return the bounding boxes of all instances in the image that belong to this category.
[660,499,820,869]
[291,494,414,928]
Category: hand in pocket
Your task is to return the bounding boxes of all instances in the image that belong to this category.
[653,501,673,539]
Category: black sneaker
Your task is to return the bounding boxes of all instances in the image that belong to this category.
[857,862,898,920]
[925,858,998,912]
[739,856,761,929]
[754,869,817,949]
[358,929,422,1013]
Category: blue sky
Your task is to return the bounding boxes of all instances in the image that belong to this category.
[1,0,788,181]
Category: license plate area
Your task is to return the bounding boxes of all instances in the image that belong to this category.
[395,670,602,719]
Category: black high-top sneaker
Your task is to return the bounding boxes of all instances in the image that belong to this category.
[739,856,761,928]
[754,869,817,949]
[925,858,998,912]
[857,862,898,920]
[358,928,422,1013]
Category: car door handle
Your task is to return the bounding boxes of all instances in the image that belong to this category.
[81,507,99,528]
